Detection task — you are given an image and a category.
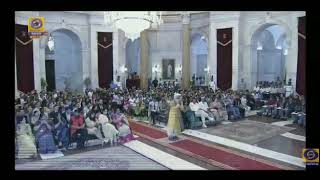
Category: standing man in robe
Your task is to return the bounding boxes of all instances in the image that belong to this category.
[167,64,172,78]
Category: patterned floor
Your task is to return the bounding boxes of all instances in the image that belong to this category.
[129,120,296,170]
[199,120,295,144]
[15,145,168,170]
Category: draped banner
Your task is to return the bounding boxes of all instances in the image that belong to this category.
[15,24,35,93]
[217,28,232,91]
[296,16,306,96]
[97,32,113,88]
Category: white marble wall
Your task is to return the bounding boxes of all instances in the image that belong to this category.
[46,30,82,91]
[148,24,183,81]
[239,11,305,92]
[209,12,240,90]
[15,11,305,93]
[190,34,208,81]
[15,11,42,92]
[15,11,119,92]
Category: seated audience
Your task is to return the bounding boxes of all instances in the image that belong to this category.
[189,98,214,128]
[70,109,88,149]
[96,112,119,145]
[34,109,58,154]
[110,108,135,143]
[16,117,37,159]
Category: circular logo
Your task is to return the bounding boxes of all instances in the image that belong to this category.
[304,149,319,161]
[30,18,43,29]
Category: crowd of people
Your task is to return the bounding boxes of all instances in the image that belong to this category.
[15,88,136,159]
[15,79,306,159]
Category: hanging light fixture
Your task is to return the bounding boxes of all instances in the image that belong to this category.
[257,41,263,50]
[104,11,163,41]
[47,34,55,52]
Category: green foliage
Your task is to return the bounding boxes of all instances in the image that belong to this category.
[84,77,91,88]
[41,78,47,90]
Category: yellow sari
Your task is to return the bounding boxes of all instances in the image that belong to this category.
[167,101,183,137]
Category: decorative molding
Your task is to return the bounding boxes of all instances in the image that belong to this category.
[98,42,112,49]
[298,32,306,39]
[217,40,232,46]
[15,37,33,45]
[182,13,190,24]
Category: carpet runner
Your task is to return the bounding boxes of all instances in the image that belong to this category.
[128,120,293,170]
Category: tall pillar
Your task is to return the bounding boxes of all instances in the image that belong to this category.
[232,25,239,90]
[140,30,149,90]
[285,16,299,92]
[208,12,217,86]
[181,13,191,89]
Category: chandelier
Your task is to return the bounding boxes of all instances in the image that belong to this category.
[104,11,163,41]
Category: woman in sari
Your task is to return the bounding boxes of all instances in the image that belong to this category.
[16,117,37,159]
[85,113,104,145]
[110,108,135,144]
[167,93,184,141]
[34,110,57,154]
[96,112,119,146]
[54,113,69,150]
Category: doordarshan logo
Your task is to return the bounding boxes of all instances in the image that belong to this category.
[302,148,319,165]
[30,18,43,29]
[28,17,47,38]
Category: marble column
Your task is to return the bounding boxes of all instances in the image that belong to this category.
[140,30,149,90]
[33,38,41,92]
[39,37,47,92]
[232,26,239,90]
[208,13,217,86]
[181,14,191,89]
[285,16,299,93]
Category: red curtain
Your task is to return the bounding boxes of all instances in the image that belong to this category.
[296,16,306,96]
[15,24,35,93]
[97,32,113,88]
[217,28,232,91]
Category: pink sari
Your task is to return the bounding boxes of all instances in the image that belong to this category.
[111,113,135,143]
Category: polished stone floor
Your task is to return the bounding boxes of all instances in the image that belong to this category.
[199,120,295,144]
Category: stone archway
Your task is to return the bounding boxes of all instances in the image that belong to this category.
[249,22,291,89]
[125,38,141,76]
[190,33,209,85]
[45,28,83,91]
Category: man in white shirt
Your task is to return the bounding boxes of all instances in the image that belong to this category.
[88,90,93,99]
[253,82,259,91]
[209,79,216,91]
[189,98,214,128]
[270,86,277,94]
[149,97,160,125]
[285,85,293,97]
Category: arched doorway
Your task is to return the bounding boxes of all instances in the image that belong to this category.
[45,29,82,91]
[190,33,208,86]
[125,38,141,78]
[251,24,288,87]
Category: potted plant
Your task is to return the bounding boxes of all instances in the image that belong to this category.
[84,77,91,89]
[41,77,47,91]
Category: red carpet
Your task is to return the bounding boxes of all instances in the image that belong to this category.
[170,139,280,170]
[129,120,288,170]
[129,120,168,139]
